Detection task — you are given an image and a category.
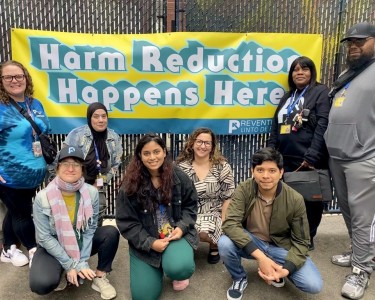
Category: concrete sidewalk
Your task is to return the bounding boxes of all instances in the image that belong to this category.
[0,215,374,300]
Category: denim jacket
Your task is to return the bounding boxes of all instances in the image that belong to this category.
[116,166,199,268]
[33,184,99,272]
[63,125,123,184]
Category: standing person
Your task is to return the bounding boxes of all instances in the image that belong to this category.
[218,148,322,300]
[116,133,198,300]
[176,127,235,264]
[267,56,331,250]
[0,60,50,267]
[324,22,375,300]
[63,102,123,226]
[30,146,118,300]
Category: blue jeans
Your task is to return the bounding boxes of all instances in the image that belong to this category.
[218,231,323,294]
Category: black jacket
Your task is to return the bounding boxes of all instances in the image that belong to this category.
[116,166,198,267]
[267,84,330,171]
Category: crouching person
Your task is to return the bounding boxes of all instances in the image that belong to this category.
[218,147,323,300]
[29,146,119,300]
[116,134,198,300]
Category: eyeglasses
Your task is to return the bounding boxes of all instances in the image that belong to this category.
[59,162,82,169]
[344,37,373,47]
[195,139,212,147]
[1,74,25,82]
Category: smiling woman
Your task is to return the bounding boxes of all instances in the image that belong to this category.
[177,127,235,264]
[116,133,198,299]
[29,146,119,299]
[0,60,51,268]
[267,56,331,250]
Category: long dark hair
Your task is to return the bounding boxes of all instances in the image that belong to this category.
[176,127,226,164]
[287,56,318,92]
[122,133,173,210]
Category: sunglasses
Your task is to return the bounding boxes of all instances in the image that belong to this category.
[344,37,373,47]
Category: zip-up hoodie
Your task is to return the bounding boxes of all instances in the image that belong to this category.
[222,179,310,275]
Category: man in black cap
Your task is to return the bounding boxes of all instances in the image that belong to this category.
[324,22,375,300]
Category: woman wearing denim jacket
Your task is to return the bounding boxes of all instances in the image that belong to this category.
[116,134,198,300]
[63,102,123,225]
[30,146,119,299]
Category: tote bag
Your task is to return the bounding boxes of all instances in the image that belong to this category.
[283,168,333,202]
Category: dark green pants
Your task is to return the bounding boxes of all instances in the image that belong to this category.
[130,238,195,300]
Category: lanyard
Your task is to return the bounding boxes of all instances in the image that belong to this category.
[286,85,309,117]
[93,141,102,174]
[23,99,37,137]
[339,82,350,97]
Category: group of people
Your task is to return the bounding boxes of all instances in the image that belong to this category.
[0,61,122,299]
[0,21,374,300]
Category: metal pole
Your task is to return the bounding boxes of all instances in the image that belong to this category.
[175,0,180,32]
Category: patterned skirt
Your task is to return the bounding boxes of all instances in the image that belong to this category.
[195,199,222,244]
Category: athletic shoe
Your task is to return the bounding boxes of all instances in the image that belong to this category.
[341,267,369,299]
[308,239,315,251]
[172,279,190,291]
[332,251,352,267]
[271,277,285,288]
[227,277,248,300]
[0,244,29,267]
[92,273,117,299]
[54,271,68,291]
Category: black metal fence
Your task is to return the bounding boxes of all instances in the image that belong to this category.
[2,0,374,216]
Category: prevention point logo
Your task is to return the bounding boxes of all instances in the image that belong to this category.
[228,119,272,134]
[229,120,241,133]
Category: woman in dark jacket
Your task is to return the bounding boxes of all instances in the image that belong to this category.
[267,56,331,251]
[116,133,198,300]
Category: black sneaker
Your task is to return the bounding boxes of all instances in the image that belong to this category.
[227,277,248,300]
[271,277,285,288]
[308,239,315,251]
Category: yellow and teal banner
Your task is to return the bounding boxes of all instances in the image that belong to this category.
[11,29,322,134]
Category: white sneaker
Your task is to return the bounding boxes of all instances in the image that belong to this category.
[341,267,369,299]
[92,273,117,299]
[28,247,37,268]
[271,278,285,288]
[0,244,29,267]
[332,251,352,267]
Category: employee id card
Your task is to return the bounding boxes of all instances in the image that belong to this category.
[280,124,291,134]
[96,174,107,187]
[334,97,345,107]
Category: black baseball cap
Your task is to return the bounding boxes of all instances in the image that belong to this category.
[58,146,84,162]
[340,22,375,43]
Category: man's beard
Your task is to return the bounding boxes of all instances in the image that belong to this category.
[346,52,374,70]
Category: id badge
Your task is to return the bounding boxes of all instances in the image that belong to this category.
[96,174,106,187]
[32,141,43,157]
[334,97,345,107]
[96,177,104,187]
[280,124,291,134]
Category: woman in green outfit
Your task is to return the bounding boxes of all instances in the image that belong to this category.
[116,134,198,300]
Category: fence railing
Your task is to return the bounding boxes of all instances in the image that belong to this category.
[2,0,372,216]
